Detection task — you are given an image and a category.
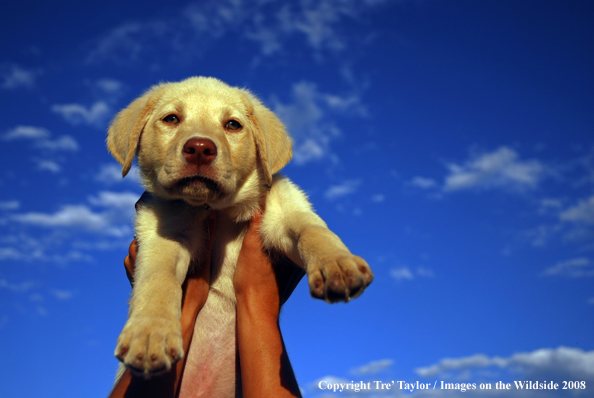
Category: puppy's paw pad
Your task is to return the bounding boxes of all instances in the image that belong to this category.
[307,252,373,302]
[115,316,182,378]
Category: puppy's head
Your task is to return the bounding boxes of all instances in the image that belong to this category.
[107,77,292,208]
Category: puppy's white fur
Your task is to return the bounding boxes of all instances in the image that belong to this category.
[107,77,373,396]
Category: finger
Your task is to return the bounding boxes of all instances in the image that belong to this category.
[124,239,138,283]
[129,239,138,263]
[124,255,134,285]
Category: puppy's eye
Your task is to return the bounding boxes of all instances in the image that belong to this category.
[225,120,242,130]
[163,114,180,124]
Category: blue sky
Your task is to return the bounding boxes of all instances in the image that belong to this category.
[1,0,593,397]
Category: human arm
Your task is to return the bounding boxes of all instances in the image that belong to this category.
[234,210,302,398]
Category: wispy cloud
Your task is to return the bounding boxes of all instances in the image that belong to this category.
[86,0,387,64]
[0,201,20,211]
[350,359,393,376]
[371,194,385,203]
[390,266,434,281]
[11,191,138,238]
[415,346,594,380]
[88,191,139,209]
[52,101,110,128]
[2,126,79,173]
[274,82,365,165]
[96,163,141,185]
[35,159,62,173]
[309,347,594,397]
[3,125,49,140]
[410,176,438,189]
[560,195,594,224]
[324,180,362,201]
[36,136,79,151]
[95,78,123,94]
[541,258,594,278]
[1,64,41,89]
[50,289,74,300]
[443,147,545,192]
[0,231,93,264]
[0,278,37,292]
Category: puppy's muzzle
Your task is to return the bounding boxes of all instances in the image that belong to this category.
[183,138,217,166]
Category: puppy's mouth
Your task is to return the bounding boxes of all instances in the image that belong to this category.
[173,175,221,192]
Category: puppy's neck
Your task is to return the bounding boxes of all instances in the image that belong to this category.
[212,169,269,223]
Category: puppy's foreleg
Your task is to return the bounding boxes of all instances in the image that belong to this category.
[115,235,192,378]
[262,176,373,303]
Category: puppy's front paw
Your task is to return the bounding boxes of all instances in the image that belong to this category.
[307,252,373,303]
[115,315,183,378]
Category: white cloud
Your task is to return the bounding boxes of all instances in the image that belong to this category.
[443,147,545,192]
[415,347,594,380]
[541,258,594,278]
[88,191,139,209]
[11,191,138,237]
[350,359,393,375]
[96,163,142,185]
[3,126,79,154]
[36,136,79,151]
[273,81,365,166]
[52,101,110,127]
[322,93,368,116]
[416,267,435,277]
[309,347,594,397]
[1,64,41,89]
[410,176,437,189]
[36,160,62,173]
[390,267,414,281]
[96,163,142,186]
[560,195,594,224]
[0,201,20,211]
[293,138,328,165]
[95,78,123,93]
[3,126,50,140]
[51,289,74,300]
[324,180,361,201]
[96,164,124,184]
[87,0,386,64]
[86,22,146,64]
[274,1,358,52]
[0,231,94,264]
[390,266,434,281]
[371,194,385,203]
[13,205,108,229]
[0,278,37,292]
[12,204,130,237]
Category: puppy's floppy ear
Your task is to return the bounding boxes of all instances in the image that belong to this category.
[106,85,164,177]
[242,90,293,187]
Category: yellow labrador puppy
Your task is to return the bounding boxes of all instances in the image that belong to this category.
[107,77,373,395]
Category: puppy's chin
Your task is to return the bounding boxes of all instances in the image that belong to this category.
[149,177,227,207]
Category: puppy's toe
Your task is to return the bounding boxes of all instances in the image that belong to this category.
[307,268,326,300]
[115,316,183,379]
[307,252,373,303]
[324,268,348,303]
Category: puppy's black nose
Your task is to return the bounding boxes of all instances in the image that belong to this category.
[182,138,217,166]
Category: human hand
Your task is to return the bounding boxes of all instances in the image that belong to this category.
[233,209,281,316]
[234,208,303,398]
